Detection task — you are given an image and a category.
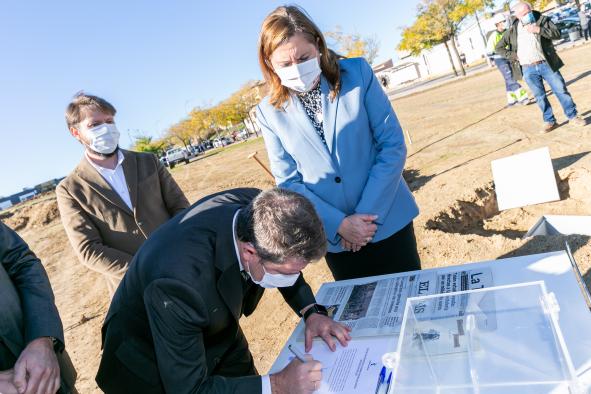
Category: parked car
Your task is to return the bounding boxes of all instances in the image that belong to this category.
[165,147,190,168]
[186,145,200,157]
[554,18,582,41]
[212,137,233,148]
[236,129,250,140]
[201,140,213,150]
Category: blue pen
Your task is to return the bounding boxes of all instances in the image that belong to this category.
[385,372,392,394]
[374,366,386,394]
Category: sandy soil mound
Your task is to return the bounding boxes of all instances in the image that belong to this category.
[1,195,60,231]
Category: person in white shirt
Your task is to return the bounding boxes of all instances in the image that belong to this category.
[57,93,189,296]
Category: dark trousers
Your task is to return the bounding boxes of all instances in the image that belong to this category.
[494,58,521,92]
[583,25,590,41]
[0,340,16,370]
[325,222,421,281]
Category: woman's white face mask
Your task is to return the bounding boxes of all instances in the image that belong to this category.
[275,57,321,93]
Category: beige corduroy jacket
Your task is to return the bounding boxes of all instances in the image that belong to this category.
[56,149,189,296]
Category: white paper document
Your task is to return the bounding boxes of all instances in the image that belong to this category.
[296,267,493,341]
[273,267,493,393]
[270,338,395,393]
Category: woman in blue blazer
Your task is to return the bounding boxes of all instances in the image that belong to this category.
[256,6,421,280]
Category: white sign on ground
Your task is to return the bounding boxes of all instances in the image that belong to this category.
[491,147,560,211]
[525,215,591,238]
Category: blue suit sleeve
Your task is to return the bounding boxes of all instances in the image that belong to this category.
[354,58,408,224]
[0,222,65,347]
[257,106,346,244]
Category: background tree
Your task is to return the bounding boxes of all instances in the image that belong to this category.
[183,81,266,142]
[399,2,461,76]
[399,0,499,77]
[325,27,380,64]
[131,135,167,156]
[167,121,194,150]
[458,0,495,65]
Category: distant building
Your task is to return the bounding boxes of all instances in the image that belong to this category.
[372,59,394,74]
[0,200,12,211]
[394,15,492,83]
[386,2,572,90]
[0,177,64,211]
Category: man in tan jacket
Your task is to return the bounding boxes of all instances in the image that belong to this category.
[57,93,189,296]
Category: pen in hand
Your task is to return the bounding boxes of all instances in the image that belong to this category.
[288,344,308,363]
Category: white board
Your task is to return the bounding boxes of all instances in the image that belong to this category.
[525,215,591,237]
[491,147,560,211]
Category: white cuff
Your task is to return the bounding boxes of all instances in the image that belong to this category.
[261,374,272,394]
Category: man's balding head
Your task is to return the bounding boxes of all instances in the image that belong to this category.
[513,2,532,19]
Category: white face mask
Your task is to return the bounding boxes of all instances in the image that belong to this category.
[85,123,120,154]
[246,260,300,289]
[275,57,321,93]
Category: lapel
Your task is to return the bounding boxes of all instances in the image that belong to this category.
[320,76,339,155]
[214,205,244,321]
[284,89,334,168]
[74,152,134,217]
[121,150,138,212]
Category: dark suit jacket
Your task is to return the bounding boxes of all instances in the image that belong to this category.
[96,188,317,394]
[0,222,76,393]
[56,149,189,295]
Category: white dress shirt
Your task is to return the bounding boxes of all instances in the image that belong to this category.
[85,150,133,211]
[232,210,272,394]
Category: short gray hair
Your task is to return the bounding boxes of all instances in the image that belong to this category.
[513,2,532,12]
[236,188,327,264]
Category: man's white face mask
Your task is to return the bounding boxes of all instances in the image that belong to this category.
[246,260,300,289]
[275,57,322,93]
[85,123,120,154]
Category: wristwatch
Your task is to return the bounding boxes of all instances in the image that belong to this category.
[303,304,329,321]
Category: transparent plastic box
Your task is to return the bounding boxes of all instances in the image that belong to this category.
[385,281,581,394]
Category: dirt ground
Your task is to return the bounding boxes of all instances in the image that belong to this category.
[2,44,591,393]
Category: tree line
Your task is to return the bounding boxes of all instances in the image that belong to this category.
[132,28,381,156]
[398,0,558,77]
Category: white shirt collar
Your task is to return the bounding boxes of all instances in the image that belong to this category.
[85,149,125,173]
[232,209,245,272]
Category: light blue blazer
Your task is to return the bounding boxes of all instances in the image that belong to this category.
[257,57,419,253]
